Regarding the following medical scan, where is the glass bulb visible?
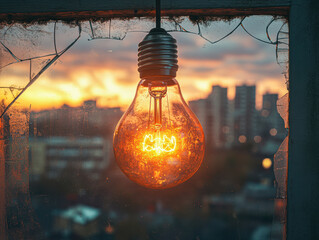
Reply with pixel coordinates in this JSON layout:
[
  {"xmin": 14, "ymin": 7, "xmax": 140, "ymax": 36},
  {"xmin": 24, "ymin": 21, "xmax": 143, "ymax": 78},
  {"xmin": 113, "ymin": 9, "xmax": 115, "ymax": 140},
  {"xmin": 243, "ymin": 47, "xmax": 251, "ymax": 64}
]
[{"xmin": 113, "ymin": 78, "xmax": 205, "ymax": 189}]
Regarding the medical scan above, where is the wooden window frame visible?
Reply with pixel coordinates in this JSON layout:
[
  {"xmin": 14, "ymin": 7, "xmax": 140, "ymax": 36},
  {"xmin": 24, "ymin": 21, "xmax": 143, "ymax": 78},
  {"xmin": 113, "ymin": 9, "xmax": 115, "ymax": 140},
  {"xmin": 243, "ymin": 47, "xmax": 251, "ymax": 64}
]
[{"xmin": 0, "ymin": 0, "xmax": 318, "ymax": 239}]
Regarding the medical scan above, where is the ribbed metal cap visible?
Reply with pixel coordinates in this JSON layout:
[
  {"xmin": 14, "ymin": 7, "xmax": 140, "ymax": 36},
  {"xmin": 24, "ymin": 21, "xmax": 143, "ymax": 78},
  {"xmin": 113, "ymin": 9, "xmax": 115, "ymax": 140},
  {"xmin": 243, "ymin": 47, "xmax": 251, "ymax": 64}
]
[{"xmin": 138, "ymin": 28, "xmax": 178, "ymax": 79}]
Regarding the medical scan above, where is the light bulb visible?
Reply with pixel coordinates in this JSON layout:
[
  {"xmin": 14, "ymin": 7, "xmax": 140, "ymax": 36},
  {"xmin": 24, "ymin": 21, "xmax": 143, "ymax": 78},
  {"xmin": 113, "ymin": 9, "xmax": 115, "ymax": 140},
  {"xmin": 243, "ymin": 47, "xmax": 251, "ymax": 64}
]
[{"xmin": 113, "ymin": 28, "xmax": 205, "ymax": 189}]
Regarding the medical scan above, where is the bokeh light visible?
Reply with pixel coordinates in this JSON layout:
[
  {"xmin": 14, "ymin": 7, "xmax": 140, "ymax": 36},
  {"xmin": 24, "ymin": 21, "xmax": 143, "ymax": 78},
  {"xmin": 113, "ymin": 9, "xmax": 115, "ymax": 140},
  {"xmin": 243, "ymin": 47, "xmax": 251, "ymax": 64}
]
[
  {"xmin": 262, "ymin": 158, "xmax": 272, "ymax": 169},
  {"xmin": 270, "ymin": 128, "xmax": 278, "ymax": 136},
  {"xmin": 238, "ymin": 135, "xmax": 247, "ymax": 143}
]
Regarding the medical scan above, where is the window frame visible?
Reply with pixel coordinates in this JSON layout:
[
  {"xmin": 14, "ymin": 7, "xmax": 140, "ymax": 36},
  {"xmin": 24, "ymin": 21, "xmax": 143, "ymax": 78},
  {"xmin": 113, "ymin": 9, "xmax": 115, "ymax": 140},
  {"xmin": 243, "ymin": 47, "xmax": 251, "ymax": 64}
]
[{"xmin": 1, "ymin": 1, "xmax": 318, "ymax": 239}]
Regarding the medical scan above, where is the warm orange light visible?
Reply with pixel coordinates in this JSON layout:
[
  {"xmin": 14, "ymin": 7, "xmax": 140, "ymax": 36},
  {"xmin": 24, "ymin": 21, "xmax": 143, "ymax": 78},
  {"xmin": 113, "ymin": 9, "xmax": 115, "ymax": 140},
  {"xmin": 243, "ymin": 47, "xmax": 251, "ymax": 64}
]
[
  {"xmin": 113, "ymin": 27, "xmax": 205, "ymax": 189},
  {"xmin": 142, "ymin": 133, "xmax": 176, "ymax": 153},
  {"xmin": 113, "ymin": 79, "xmax": 205, "ymax": 189},
  {"xmin": 238, "ymin": 135, "xmax": 247, "ymax": 143},
  {"xmin": 262, "ymin": 158, "xmax": 272, "ymax": 169}
]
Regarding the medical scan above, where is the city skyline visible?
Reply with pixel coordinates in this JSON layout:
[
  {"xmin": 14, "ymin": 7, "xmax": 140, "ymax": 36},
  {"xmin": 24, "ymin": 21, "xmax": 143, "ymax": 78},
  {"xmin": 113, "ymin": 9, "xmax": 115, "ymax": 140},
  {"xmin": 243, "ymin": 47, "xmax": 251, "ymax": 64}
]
[
  {"xmin": 27, "ymin": 83, "xmax": 283, "ymax": 112},
  {"xmin": 1, "ymin": 17, "xmax": 287, "ymax": 112},
  {"xmin": 189, "ymin": 83, "xmax": 286, "ymax": 149},
  {"xmin": 29, "ymin": 83, "xmax": 286, "ymax": 153}
]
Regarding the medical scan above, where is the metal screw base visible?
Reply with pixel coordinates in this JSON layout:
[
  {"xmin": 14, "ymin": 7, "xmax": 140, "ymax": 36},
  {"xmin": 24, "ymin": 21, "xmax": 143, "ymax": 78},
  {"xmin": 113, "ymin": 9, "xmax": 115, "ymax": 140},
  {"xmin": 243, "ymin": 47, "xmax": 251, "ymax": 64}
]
[{"xmin": 138, "ymin": 28, "xmax": 178, "ymax": 79}]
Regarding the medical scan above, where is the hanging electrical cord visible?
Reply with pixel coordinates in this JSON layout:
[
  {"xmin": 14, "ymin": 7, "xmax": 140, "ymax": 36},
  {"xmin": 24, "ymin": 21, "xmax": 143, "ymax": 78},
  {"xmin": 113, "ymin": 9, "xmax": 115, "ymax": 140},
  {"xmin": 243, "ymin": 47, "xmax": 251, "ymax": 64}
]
[
  {"xmin": 156, "ymin": 0, "xmax": 161, "ymax": 28},
  {"xmin": 0, "ymin": 16, "xmax": 288, "ymax": 119}
]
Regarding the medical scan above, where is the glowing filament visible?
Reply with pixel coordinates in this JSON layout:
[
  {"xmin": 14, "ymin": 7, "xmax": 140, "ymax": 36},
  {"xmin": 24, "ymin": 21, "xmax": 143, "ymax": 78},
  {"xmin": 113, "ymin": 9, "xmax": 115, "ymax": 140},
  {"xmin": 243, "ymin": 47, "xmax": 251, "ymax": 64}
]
[{"xmin": 143, "ymin": 133, "xmax": 176, "ymax": 153}]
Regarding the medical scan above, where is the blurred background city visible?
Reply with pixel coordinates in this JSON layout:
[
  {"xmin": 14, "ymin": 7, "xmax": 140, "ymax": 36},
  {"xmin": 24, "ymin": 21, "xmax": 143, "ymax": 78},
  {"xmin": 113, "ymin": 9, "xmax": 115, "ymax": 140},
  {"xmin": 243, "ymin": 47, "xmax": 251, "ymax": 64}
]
[
  {"xmin": 0, "ymin": 17, "xmax": 288, "ymax": 240},
  {"xmin": 3, "ymin": 83, "xmax": 287, "ymax": 239}
]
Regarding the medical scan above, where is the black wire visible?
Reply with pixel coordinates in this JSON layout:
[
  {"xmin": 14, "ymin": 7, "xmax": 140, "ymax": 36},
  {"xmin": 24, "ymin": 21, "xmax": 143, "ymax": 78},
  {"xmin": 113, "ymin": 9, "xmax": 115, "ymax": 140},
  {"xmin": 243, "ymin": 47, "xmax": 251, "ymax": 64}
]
[
  {"xmin": 54, "ymin": 21, "xmax": 58, "ymax": 55},
  {"xmin": 240, "ymin": 22, "xmax": 277, "ymax": 45},
  {"xmin": 168, "ymin": 17, "xmax": 245, "ymax": 45},
  {"xmin": 156, "ymin": 0, "xmax": 161, "ymax": 28}
]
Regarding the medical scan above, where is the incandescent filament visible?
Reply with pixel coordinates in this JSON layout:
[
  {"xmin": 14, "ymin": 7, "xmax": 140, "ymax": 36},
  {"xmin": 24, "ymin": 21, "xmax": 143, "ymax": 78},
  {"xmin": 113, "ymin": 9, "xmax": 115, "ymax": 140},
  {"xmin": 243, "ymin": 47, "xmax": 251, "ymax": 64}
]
[{"xmin": 143, "ymin": 133, "xmax": 176, "ymax": 154}]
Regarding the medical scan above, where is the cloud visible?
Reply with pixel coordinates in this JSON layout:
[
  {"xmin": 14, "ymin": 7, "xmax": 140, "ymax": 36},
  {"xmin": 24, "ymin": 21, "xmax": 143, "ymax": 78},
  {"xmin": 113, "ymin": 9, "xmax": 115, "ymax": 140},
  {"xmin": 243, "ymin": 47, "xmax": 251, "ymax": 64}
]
[{"xmin": 1, "ymin": 17, "xmax": 287, "ymax": 111}]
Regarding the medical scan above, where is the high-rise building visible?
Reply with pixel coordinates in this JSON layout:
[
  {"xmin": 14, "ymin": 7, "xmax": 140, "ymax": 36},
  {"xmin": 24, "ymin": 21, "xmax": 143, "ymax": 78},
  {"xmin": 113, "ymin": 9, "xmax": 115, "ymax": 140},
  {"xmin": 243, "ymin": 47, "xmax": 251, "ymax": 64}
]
[
  {"xmin": 29, "ymin": 136, "xmax": 112, "ymax": 181},
  {"xmin": 226, "ymin": 99, "xmax": 235, "ymax": 147},
  {"xmin": 190, "ymin": 85, "xmax": 285, "ymax": 149},
  {"xmin": 189, "ymin": 85, "xmax": 234, "ymax": 149},
  {"xmin": 28, "ymin": 100, "xmax": 122, "ymax": 181},
  {"xmin": 261, "ymin": 93, "xmax": 286, "ymax": 139},
  {"xmin": 207, "ymin": 86, "xmax": 233, "ymax": 148},
  {"xmin": 234, "ymin": 85, "xmax": 257, "ymax": 143},
  {"xmin": 189, "ymin": 98, "xmax": 208, "ymax": 139}
]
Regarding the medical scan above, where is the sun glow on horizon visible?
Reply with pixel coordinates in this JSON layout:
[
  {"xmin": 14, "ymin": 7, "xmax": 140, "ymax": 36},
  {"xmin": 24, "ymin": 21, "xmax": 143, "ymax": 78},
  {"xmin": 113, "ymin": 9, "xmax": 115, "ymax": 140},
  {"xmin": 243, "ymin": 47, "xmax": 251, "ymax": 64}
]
[
  {"xmin": 7, "ymin": 72, "xmax": 286, "ymax": 112},
  {"xmin": 1, "ymin": 17, "xmax": 287, "ymax": 112}
]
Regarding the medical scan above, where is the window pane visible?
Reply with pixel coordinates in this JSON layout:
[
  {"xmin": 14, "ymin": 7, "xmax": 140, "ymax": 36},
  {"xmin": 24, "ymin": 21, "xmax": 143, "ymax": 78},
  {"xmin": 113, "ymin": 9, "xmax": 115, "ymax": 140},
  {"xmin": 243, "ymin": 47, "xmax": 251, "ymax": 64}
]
[{"xmin": 0, "ymin": 16, "xmax": 288, "ymax": 240}]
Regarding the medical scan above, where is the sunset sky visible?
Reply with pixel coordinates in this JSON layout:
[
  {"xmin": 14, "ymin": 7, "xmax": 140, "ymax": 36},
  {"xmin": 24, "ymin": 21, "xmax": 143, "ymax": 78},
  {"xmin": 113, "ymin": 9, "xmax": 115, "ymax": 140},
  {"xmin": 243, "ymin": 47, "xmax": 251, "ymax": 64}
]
[{"xmin": 0, "ymin": 16, "xmax": 288, "ymax": 111}]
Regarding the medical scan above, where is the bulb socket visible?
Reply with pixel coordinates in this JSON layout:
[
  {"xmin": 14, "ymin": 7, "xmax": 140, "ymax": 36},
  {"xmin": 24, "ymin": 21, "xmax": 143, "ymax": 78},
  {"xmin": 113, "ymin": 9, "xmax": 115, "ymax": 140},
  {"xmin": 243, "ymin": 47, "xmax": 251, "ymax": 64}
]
[{"xmin": 138, "ymin": 28, "xmax": 178, "ymax": 80}]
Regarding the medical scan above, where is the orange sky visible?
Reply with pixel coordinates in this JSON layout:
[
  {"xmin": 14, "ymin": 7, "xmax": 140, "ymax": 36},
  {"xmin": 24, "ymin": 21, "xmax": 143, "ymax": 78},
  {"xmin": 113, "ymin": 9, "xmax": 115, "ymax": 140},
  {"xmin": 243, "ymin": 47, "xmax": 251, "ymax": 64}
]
[{"xmin": 0, "ymin": 17, "xmax": 288, "ymax": 111}]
